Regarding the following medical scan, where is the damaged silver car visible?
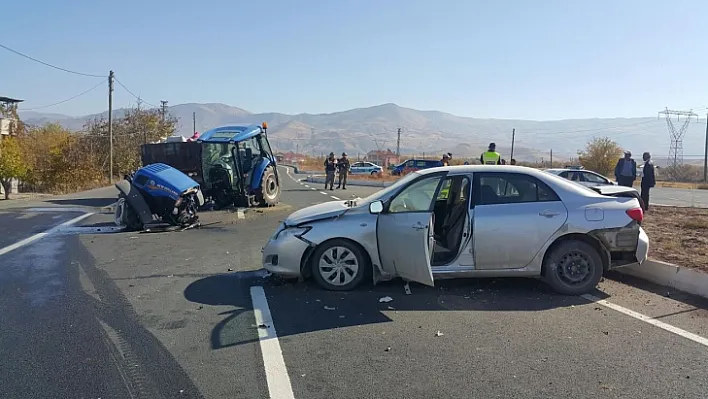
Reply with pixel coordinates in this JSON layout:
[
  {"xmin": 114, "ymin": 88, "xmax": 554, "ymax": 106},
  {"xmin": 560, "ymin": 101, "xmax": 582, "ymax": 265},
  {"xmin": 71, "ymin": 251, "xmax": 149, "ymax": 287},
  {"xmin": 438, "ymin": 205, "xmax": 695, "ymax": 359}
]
[{"xmin": 262, "ymin": 165, "xmax": 649, "ymax": 295}]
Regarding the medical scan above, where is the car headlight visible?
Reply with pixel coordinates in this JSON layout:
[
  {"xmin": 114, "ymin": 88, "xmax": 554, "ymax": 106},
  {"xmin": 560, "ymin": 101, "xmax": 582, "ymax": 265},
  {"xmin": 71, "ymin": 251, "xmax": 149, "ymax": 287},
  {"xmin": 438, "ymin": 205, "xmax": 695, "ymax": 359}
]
[{"xmin": 272, "ymin": 225, "xmax": 311, "ymax": 240}]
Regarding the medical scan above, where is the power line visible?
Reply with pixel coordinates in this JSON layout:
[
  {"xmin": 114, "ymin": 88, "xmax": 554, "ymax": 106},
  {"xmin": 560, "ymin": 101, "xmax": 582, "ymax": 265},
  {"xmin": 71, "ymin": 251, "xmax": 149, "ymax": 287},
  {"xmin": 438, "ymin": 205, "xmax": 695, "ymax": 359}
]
[
  {"xmin": 114, "ymin": 78, "xmax": 159, "ymax": 108},
  {"xmin": 0, "ymin": 43, "xmax": 105, "ymax": 78},
  {"xmin": 18, "ymin": 79, "xmax": 106, "ymax": 111}
]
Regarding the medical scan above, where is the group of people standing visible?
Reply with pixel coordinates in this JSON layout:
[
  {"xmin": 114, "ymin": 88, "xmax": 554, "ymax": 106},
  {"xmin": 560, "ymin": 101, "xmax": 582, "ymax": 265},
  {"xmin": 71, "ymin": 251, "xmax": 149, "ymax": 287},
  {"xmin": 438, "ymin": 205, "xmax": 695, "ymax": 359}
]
[
  {"xmin": 323, "ymin": 152, "xmax": 351, "ymax": 190},
  {"xmin": 614, "ymin": 151, "xmax": 656, "ymax": 211}
]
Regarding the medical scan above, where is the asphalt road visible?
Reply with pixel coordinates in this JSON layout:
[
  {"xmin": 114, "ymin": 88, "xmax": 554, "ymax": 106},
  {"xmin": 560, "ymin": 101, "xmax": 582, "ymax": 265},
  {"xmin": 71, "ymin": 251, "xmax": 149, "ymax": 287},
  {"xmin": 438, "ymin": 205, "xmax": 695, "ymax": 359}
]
[
  {"xmin": 0, "ymin": 167, "xmax": 707, "ymax": 398},
  {"xmin": 650, "ymin": 186, "xmax": 708, "ymax": 208}
]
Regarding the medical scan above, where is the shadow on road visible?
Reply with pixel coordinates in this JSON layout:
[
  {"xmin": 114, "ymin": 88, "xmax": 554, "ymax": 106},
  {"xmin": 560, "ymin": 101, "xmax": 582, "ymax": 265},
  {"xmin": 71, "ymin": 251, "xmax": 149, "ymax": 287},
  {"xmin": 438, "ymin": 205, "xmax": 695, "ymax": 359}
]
[{"xmin": 184, "ymin": 272, "xmax": 611, "ymax": 350}]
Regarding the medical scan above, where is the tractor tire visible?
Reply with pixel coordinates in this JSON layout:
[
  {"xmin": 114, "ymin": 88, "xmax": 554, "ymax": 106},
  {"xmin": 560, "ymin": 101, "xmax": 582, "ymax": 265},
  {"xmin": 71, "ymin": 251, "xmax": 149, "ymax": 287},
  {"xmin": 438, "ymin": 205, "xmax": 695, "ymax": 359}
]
[{"xmin": 256, "ymin": 165, "xmax": 280, "ymax": 207}]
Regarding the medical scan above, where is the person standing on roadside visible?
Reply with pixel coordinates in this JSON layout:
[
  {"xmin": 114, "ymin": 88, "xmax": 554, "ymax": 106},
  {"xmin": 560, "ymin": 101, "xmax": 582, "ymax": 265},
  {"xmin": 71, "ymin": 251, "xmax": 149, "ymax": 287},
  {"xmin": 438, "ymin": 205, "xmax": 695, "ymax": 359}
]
[
  {"xmin": 323, "ymin": 152, "xmax": 336, "ymax": 190},
  {"xmin": 336, "ymin": 152, "xmax": 350, "ymax": 189},
  {"xmin": 614, "ymin": 151, "xmax": 637, "ymax": 187},
  {"xmin": 480, "ymin": 143, "xmax": 502, "ymax": 165},
  {"xmin": 640, "ymin": 152, "xmax": 655, "ymax": 211},
  {"xmin": 441, "ymin": 153, "xmax": 451, "ymax": 166}
]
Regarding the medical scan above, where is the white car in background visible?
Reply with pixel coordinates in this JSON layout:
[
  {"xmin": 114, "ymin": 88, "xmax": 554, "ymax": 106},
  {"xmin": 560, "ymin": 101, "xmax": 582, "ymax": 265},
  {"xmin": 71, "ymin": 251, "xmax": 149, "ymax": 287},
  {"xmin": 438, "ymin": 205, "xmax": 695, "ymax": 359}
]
[
  {"xmin": 545, "ymin": 168, "xmax": 616, "ymax": 187},
  {"xmin": 350, "ymin": 161, "xmax": 383, "ymax": 175}
]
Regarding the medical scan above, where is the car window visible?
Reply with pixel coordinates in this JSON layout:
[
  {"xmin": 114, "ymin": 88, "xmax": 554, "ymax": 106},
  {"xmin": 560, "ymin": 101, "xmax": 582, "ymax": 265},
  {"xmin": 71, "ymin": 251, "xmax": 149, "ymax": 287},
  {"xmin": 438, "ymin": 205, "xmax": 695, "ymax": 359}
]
[
  {"xmin": 352, "ymin": 162, "xmax": 363, "ymax": 167},
  {"xmin": 559, "ymin": 171, "xmax": 569, "ymax": 178},
  {"xmin": 476, "ymin": 173, "xmax": 560, "ymax": 205},
  {"xmin": 389, "ymin": 175, "xmax": 444, "ymax": 213},
  {"xmin": 405, "ymin": 160, "xmax": 414, "ymax": 167},
  {"xmin": 582, "ymin": 172, "xmax": 607, "ymax": 183},
  {"xmin": 415, "ymin": 160, "xmax": 427, "ymax": 168},
  {"xmin": 364, "ymin": 162, "xmax": 374, "ymax": 167}
]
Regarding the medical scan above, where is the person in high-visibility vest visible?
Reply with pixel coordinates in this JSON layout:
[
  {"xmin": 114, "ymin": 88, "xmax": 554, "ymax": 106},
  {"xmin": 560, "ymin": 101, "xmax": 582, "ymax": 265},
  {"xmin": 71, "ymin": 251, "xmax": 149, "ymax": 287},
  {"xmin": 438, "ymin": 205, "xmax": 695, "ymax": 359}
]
[{"xmin": 480, "ymin": 143, "xmax": 502, "ymax": 165}]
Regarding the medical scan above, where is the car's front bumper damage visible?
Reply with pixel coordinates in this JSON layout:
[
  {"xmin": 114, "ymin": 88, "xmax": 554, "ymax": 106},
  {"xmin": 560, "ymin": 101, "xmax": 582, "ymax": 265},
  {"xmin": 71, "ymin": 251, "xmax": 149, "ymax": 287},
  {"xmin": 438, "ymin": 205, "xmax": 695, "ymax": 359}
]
[{"xmin": 262, "ymin": 224, "xmax": 311, "ymax": 278}]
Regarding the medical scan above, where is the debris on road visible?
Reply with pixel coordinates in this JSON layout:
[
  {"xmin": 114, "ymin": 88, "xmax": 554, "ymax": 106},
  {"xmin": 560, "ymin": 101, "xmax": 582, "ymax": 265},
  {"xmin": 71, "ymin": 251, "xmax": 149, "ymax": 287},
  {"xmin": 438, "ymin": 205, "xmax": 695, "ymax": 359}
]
[
  {"xmin": 435, "ymin": 330, "xmax": 444, "ymax": 337},
  {"xmin": 385, "ymin": 346, "xmax": 392, "ymax": 352},
  {"xmin": 404, "ymin": 282, "xmax": 412, "ymax": 295},
  {"xmin": 324, "ymin": 306, "xmax": 336, "ymax": 311},
  {"xmin": 378, "ymin": 296, "xmax": 393, "ymax": 303},
  {"xmin": 258, "ymin": 323, "xmax": 270, "ymax": 329},
  {"xmin": 262, "ymin": 271, "xmax": 272, "ymax": 279}
]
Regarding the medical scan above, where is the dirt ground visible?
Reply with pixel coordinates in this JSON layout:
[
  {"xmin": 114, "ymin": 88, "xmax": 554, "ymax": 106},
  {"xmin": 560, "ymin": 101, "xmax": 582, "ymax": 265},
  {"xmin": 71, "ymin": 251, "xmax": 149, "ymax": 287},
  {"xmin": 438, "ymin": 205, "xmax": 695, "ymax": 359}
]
[{"xmin": 642, "ymin": 206, "xmax": 708, "ymax": 273}]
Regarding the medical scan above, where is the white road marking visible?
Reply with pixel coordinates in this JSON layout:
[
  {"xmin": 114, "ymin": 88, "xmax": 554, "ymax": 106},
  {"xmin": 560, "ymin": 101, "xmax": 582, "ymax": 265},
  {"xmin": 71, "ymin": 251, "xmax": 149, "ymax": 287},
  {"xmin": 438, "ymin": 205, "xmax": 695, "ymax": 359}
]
[
  {"xmin": 330, "ymin": 196, "xmax": 341, "ymax": 200},
  {"xmin": 319, "ymin": 191, "xmax": 328, "ymax": 195},
  {"xmin": 582, "ymin": 294, "xmax": 708, "ymax": 348},
  {"xmin": 304, "ymin": 185, "xmax": 310, "ymax": 188},
  {"xmin": 27, "ymin": 207, "xmax": 91, "ymax": 213},
  {"xmin": 0, "ymin": 212, "xmax": 95, "ymax": 257},
  {"xmin": 236, "ymin": 208, "xmax": 246, "ymax": 219},
  {"xmin": 250, "ymin": 286, "xmax": 296, "ymax": 399},
  {"xmin": 310, "ymin": 187, "xmax": 316, "ymax": 190}
]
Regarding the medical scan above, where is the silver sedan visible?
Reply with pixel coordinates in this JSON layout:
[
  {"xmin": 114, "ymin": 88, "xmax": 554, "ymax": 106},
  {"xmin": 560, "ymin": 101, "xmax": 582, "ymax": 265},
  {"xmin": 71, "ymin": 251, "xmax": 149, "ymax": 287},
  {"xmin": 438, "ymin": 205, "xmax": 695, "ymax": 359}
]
[{"xmin": 262, "ymin": 165, "xmax": 649, "ymax": 295}]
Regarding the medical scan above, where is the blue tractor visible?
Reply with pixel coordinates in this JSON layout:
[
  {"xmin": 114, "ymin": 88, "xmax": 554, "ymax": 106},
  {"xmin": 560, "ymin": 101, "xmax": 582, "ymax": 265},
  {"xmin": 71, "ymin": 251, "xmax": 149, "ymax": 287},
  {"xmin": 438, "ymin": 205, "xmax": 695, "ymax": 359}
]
[
  {"xmin": 197, "ymin": 123, "xmax": 281, "ymax": 208},
  {"xmin": 141, "ymin": 123, "xmax": 281, "ymax": 208}
]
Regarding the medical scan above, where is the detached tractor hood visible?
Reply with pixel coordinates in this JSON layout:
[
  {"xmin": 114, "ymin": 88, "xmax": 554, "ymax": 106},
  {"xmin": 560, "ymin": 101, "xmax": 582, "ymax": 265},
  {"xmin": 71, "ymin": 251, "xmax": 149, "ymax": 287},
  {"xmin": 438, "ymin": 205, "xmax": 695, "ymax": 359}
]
[{"xmin": 284, "ymin": 201, "xmax": 350, "ymax": 226}]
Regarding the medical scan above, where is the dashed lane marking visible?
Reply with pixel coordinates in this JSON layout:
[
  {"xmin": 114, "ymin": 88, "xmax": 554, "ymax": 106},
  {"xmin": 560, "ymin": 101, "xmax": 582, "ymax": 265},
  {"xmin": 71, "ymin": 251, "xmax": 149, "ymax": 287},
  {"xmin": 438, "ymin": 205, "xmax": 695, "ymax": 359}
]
[
  {"xmin": 319, "ymin": 191, "xmax": 328, "ymax": 195},
  {"xmin": 331, "ymin": 196, "xmax": 341, "ymax": 200},
  {"xmin": 0, "ymin": 212, "xmax": 95, "ymax": 258},
  {"xmin": 582, "ymin": 294, "xmax": 708, "ymax": 348},
  {"xmin": 310, "ymin": 188, "xmax": 316, "ymax": 191},
  {"xmin": 251, "ymin": 286, "xmax": 296, "ymax": 399}
]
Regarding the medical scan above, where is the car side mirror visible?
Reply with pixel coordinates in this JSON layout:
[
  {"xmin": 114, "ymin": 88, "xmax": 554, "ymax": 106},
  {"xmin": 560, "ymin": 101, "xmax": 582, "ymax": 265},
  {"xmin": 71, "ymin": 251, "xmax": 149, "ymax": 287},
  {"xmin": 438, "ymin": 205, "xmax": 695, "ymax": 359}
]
[{"xmin": 369, "ymin": 200, "xmax": 384, "ymax": 214}]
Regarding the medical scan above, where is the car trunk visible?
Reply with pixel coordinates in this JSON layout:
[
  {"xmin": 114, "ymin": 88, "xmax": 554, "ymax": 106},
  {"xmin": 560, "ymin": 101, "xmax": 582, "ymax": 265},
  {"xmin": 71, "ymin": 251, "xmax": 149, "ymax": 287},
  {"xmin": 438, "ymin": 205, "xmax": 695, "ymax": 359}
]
[{"xmin": 589, "ymin": 185, "xmax": 644, "ymax": 209}]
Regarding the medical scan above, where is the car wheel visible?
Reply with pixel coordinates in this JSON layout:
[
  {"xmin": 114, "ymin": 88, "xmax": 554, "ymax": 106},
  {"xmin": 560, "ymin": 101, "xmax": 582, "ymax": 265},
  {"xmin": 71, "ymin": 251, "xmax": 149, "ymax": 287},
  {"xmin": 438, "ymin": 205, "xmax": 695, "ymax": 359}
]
[
  {"xmin": 311, "ymin": 239, "xmax": 369, "ymax": 291},
  {"xmin": 370, "ymin": 170, "xmax": 378, "ymax": 176},
  {"xmin": 542, "ymin": 240, "xmax": 603, "ymax": 296}
]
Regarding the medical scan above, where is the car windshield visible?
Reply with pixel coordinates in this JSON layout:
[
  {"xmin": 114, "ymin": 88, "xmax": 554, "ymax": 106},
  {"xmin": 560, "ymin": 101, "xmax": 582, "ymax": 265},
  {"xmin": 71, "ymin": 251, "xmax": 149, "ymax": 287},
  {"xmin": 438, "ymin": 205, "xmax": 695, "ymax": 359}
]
[{"xmin": 357, "ymin": 171, "xmax": 423, "ymax": 204}]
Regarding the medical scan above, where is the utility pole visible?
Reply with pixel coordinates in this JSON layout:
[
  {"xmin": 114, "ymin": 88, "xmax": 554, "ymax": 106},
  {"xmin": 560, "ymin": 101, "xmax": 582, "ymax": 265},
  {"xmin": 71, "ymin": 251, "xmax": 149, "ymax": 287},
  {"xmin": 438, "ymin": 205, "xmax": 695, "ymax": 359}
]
[
  {"xmin": 192, "ymin": 112, "xmax": 196, "ymax": 135},
  {"xmin": 396, "ymin": 127, "xmax": 402, "ymax": 157},
  {"xmin": 550, "ymin": 149, "xmax": 553, "ymax": 166},
  {"xmin": 510, "ymin": 128, "xmax": 516, "ymax": 162},
  {"xmin": 108, "ymin": 70, "xmax": 114, "ymax": 184},
  {"xmin": 160, "ymin": 100, "xmax": 168, "ymax": 122},
  {"xmin": 704, "ymin": 113, "xmax": 708, "ymax": 182}
]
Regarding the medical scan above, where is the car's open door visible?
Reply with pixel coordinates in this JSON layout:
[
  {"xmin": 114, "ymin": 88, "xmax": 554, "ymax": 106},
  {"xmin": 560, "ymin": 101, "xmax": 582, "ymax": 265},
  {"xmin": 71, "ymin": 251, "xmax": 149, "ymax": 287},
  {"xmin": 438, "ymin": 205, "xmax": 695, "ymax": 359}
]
[{"xmin": 377, "ymin": 211, "xmax": 436, "ymax": 286}]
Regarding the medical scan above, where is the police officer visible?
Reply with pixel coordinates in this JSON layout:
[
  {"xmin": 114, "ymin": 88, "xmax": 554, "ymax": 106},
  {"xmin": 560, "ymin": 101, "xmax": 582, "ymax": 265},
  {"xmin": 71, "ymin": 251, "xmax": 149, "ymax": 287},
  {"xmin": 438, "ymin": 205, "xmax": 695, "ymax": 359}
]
[
  {"xmin": 480, "ymin": 143, "xmax": 502, "ymax": 165},
  {"xmin": 336, "ymin": 152, "xmax": 350, "ymax": 189},
  {"xmin": 323, "ymin": 152, "xmax": 336, "ymax": 190},
  {"xmin": 441, "ymin": 153, "xmax": 450, "ymax": 166}
]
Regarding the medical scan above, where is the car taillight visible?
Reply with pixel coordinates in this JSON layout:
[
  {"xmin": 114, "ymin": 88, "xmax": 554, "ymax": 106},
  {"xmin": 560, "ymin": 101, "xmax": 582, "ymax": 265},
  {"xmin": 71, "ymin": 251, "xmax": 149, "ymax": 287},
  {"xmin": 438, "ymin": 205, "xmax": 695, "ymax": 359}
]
[{"xmin": 626, "ymin": 207, "xmax": 643, "ymax": 223}]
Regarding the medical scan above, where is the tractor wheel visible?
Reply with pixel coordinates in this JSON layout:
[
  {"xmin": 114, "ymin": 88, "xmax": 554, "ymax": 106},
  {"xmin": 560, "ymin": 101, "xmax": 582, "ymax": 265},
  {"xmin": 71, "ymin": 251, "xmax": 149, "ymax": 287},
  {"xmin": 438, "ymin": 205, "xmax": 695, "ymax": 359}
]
[{"xmin": 256, "ymin": 166, "xmax": 280, "ymax": 207}]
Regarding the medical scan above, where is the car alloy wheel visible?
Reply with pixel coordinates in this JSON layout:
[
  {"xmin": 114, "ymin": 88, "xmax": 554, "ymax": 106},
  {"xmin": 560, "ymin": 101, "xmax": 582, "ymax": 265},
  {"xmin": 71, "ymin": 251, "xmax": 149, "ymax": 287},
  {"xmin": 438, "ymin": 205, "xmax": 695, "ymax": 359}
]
[{"xmin": 318, "ymin": 246, "xmax": 359, "ymax": 286}]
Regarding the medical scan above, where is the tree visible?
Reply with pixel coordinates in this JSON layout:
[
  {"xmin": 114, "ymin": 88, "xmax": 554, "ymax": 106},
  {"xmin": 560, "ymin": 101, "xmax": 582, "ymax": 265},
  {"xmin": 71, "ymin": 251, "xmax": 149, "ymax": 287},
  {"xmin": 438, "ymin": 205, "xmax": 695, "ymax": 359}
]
[
  {"xmin": 0, "ymin": 137, "xmax": 27, "ymax": 199},
  {"xmin": 84, "ymin": 103, "xmax": 178, "ymax": 177},
  {"xmin": 577, "ymin": 137, "xmax": 623, "ymax": 177}
]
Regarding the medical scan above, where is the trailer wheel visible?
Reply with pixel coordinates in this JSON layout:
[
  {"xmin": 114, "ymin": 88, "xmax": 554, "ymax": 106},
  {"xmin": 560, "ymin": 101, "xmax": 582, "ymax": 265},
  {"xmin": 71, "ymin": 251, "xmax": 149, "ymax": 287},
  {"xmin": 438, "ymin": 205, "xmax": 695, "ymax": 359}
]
[{"xmin": 256, "ymin": 166, "xmax": 280, "ymax": 207}]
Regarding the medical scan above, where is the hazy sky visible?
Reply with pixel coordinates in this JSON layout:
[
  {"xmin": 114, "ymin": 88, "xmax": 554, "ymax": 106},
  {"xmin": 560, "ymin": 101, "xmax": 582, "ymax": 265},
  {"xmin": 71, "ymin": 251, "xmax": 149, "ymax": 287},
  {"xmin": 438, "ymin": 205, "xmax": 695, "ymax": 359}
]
[{"xmin": 2, "ymin": 0, "xmax": 708, "ymax": 119}]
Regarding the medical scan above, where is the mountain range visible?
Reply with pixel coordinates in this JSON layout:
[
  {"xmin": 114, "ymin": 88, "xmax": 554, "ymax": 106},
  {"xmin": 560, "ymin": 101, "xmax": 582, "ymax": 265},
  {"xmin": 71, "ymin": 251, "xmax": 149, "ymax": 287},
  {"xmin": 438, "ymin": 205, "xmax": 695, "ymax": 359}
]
[{"xmin": 19, "ymin": 103, "xmax": 707, "ymax": 164}]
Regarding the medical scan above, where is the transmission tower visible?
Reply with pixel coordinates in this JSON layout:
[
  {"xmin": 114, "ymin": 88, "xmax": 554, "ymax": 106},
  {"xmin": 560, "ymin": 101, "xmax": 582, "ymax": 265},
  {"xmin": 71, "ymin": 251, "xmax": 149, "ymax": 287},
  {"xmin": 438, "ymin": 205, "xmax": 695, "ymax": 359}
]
[{"xmin": 658, "ymin": 108, "xmax": 698, "ymax": 167}]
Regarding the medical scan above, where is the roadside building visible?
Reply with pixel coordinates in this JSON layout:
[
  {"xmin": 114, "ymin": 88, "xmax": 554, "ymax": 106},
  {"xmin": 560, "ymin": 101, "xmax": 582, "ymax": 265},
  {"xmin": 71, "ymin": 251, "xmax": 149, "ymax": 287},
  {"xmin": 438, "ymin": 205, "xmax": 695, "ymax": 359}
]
[{"xmin": 365, "ymin": 149, "xmax": 399, "ymax": 168}]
